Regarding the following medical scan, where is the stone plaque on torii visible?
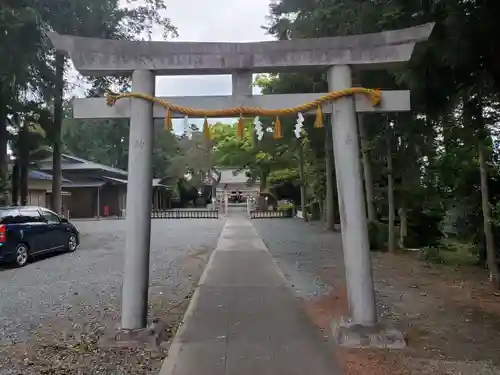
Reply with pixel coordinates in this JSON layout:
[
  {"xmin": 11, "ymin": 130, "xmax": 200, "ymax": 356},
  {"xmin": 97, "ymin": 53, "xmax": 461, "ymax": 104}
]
[{"xmin": 48, "ymin": 23, "xmax": 434, "ymax": 337}]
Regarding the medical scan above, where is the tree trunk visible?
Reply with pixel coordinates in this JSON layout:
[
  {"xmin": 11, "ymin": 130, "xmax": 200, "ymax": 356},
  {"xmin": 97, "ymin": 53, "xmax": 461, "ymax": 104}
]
[
  {"xmin": 51, "ymin": 52, "xmax": 65, "ymax": 214},
  {"xmin": 478, "ymin": 142, "xmax": 500, "ymax": 287},
  {"xmin": 465, "ymin": 93, "xmax": 500, "ymax": 287},
  {"xmin": 260, "ymin": 171, "xmax": 268, "ymax": 192},
  {"xmin": 298, "ymin": 141, "xmax": 307, "ymax": 221},
  {"xmin": 20, "ymin": 160, "xmax": 28, "ymax": 206},
  {"xmin": 19, "ymin": 126, "xmax": 30, "ymax": 206},
  {"xmin": 358, "ymin": 114, "xmax": 376, "ymax": 222},
  {"xmin": 0, "ymin": 106, "xmax": 9, "ymax": 205},
  {"xmin": 399, "ymin": 152, "xmax": 410, "ymax": 249},
  {"xmin": 11, "ymin": 160, "xmax": 19, "ymax": 206},
  {"xmin": 387, "ymin": 124, "xmax": 396, "ymax": 253},
  {"xmin": 319, "ymin": 199, "xmax": 324, "ymax": 221},
  {"xmin": 258, "ymin": 171, "xmax": 268, "ymax": 211},
  {"xmin": 398, "ymin": 207, "xmax": 407, "ymax": 248},
  {"xmin": 325, "ymin": 127, "xmax": 336, "ymax": 230},
  {"xmin": 316, "ymin": 166, "xmax": 324, "ymax": 221}
]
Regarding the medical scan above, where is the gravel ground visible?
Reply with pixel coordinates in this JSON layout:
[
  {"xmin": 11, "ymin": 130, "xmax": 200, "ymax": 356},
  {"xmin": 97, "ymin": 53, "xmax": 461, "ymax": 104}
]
[
  {"xmin": 253, "ymin": 219, "xmax": 392, "ymax": 315},
  {"xmin": 253, "ymin": 218, "xmax": 500, "ymax": 375},
  {"xmin": 252, "ymin": 218, "xmax": 339, "ymax": 299},
  {"xmin": 0, "ymin": 218, "xmax": 225, "ymax": 375}
]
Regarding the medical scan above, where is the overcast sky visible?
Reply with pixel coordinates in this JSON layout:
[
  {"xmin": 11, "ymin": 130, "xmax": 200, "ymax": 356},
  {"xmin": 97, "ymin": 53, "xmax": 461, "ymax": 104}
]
[
  {"xmin": 67, "ymin": 0, "xmax": 275, "ymax": 129},
  {"xmin": 155, "ymin": 0, "xmax": 273, "ymax": 97}
]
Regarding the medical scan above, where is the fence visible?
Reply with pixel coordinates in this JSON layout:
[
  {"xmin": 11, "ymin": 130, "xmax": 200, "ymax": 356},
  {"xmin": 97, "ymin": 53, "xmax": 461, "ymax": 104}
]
[
  {"xmin": 152, "ymin": 209, "xmax": 219, "ymax": 219},
  {"xmin": 250, "ymin": 209, "xmax": 293, "ymax": 219}
]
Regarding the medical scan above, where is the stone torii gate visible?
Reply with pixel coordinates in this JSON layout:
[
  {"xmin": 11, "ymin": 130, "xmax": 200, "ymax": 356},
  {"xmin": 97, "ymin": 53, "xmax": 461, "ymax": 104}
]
[{"xmin": 48, "ymin": 23, "xmax": 433, "ymax": 334}]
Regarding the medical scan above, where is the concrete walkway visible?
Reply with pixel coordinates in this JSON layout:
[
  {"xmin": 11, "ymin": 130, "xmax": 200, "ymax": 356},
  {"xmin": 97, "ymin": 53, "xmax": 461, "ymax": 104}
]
[{"xmin": 160, "ymin": 218, "xmax": 340, "ymax": 375}]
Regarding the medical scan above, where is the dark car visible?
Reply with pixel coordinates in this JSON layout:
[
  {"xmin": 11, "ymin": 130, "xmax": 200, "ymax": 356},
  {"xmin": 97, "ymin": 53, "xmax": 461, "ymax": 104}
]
[{"xmin": 0, "ymin": 206, "xmax": 80, "ymax": 267}]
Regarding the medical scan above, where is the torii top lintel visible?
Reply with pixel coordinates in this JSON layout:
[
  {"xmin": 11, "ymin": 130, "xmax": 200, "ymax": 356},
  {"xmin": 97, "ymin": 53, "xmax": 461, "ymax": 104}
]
[{"xmin": 48, "ymin": 23, "xmax": 434, "ymax": 77}]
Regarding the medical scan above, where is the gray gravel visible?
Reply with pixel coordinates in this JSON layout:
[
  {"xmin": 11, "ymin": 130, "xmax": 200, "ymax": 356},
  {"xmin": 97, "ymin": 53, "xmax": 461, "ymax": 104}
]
[
  {"xmin": 252, "ymin": 219, "xmax": 392, "ymax": 316},
  {"xmin": 254, "ymin": 219, "xmax": 500, "ymax": 375},
  {"xmin": 0, "ymin": 218, "xmax": 225, "ymax": 374},
  {"xmin": 252, "ymin": 219, "xmax": 339, "ymax": 299}
]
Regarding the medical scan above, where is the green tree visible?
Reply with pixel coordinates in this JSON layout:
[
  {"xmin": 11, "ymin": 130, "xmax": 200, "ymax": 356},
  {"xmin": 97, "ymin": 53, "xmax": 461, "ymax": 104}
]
[
  {"xmin": 10, "ymin": 104, "xmax": 52, "ymax": 205},
  {"xmin": 40, "ymin": 0, "xmax": 178, "ymax": 213},
  {"xmin": 0, "ymin": 0, "xmax": 179, "ymax": 208},
  {"xmin": 212, "ymin": 119, "xmax": 296, "ymax": 192},
  {"xmin": 262, "ymin": 0, "xmax": 500, "ymax": 287},
  {"xmin": 0, "ymin": 2, "xmax": 50, "ymax": 203},
  {"xmin": 63, "ymin": 118, "xmax": 179, "ymax": 178},
  {"xmin": 62, "ymin": 118, "xmax": 130, "ymax": 169}
]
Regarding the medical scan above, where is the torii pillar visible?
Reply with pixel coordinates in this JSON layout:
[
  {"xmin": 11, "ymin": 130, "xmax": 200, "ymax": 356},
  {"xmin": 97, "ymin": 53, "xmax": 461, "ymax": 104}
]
[
  {"xmin": 121, "ymin": 70, "xmax": 155, "ymax": 329},
  {"xmin": 329, "ymin": 65, "xmax": 376, "ymax": 325},
  {"xmin": 47, "ymin": 23, "xmax": 434, "ymax": 336}
]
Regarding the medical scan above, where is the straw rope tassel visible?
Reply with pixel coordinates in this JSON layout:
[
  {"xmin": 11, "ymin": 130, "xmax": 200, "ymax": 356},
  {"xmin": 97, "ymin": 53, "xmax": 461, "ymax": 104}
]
[
  {"xmin": 203, "ymin": 117, "xmax": 211, "ymax": 140},
  {"xmin": 106, "ymin": 88, "xmax": 381, "ymax": 118},
  {"xmin": 237, "ymin": 116, "xmax": 245, "ymax": 138},
  {"xmin": 273, "ymin": 116, "xmax": 282, "ymax": 139},
  {"xmin": 164, "ymin": 110, "xmax": 173, "ymax": 131},
  {"xmin": 105, "ymin": 88, "xmax": 383, "ymax": 140},
  {"xmin": 314, "ymin": 105, "xmax": 324, "ymax": 128}
]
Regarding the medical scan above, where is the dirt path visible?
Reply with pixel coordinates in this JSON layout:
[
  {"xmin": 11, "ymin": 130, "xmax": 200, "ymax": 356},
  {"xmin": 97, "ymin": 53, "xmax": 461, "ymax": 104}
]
[
  {"xmin": 307, "ymin": 252, "xmax": 500, "ymax": 375},
  {"xmin": 252, "ymin": 219, "xmax": 500, "ymax": 375}
]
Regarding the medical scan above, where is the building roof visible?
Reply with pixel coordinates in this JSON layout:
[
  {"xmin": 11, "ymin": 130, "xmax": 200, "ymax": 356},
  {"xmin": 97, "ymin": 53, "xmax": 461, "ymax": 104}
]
[
  {"xmin": 62, "ymin": 181, "xmax": 107, "ymax": 188},
  {"xmin": 39, "ymin": 153, "xmax": 128, "ymax": 176},
  {"xmin": 28, "ymin": 170, "xmax": 54, "ymax": 180},
  {"xmin": 60, "ymin": 176, "xmax": 169, "ymax": 189},
  {"xmin": 218, "ymin": 168, "xmax": 252, "ymax": 185},
  {"xmin": 6, "ymin": 166, "xmax": 71, "ymax": 183},
  {"xmin": 102, "ymin": 176, "xmax": 127, "ymax": 184},
  {"xmin": 37, "ymin": 154, "xmax": 170, "ymax": 189}
]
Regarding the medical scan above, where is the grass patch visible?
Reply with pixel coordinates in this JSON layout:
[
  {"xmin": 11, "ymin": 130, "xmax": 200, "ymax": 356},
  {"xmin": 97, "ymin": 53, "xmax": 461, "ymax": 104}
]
[
  {"xmin": 420, "ymin": 239, "xmax": 477, "ymax": 266},
  {"xmin": 277, "ymin": 202, "xmax": 294, "ymax": 211}
]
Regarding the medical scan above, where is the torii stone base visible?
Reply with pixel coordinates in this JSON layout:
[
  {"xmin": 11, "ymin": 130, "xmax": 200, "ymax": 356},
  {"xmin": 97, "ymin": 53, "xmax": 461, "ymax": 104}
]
[{"xmin": 331, "ymin": 316, "xmax": 406, "ymax": 349}]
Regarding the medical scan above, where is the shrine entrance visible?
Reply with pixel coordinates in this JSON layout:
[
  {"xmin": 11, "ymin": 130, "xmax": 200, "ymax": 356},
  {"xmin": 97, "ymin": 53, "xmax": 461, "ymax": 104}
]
[{"xmin": 48, "ymin": 22, "xmax": 434, "ymax": 332}]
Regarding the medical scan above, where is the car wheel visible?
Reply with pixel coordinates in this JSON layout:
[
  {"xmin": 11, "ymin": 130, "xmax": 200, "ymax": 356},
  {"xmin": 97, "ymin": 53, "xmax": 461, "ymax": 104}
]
[
  {"xmin": 15, "ymin": 244, "xmax": 29, "ymax": 267},
  {"xmin": 67, "ymin": 234, "xmax": 78, "ymax": 252}
]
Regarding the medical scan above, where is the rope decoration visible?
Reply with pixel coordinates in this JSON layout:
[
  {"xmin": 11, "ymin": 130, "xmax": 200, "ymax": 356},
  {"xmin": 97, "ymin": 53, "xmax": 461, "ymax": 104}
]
[
  {"xmin": 314, "ymin": 105, "xmax": 324, "ymax": 128},
  {"xmin": 273, "ymin": 116, "xmax": 282, "ymax": 139},
  {"xmin": 105, "ymin": 87, "xmax": 382, "ymax": 140},
  {"xmin": 164, "ymin": 110, "xmax": 173, "ymax": 131},
  {"xmin": 237, "ymin": 116, "xmax": 245, "ymax": 138}
]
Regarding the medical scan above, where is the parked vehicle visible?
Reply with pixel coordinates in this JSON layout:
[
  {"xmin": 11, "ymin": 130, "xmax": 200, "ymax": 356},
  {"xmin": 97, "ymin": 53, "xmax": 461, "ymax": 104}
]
[{"xmin": 0, "ymin": 206, "xmax": 80, "ymax": 267}]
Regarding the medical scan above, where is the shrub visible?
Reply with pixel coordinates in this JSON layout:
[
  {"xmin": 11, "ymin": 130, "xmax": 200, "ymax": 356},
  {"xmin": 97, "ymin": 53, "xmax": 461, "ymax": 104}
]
[
  {"xmin": 368, "ymin": 221, "xmax": 389, "ymax": 251},
  {"xmin": 419, "ymin": 241, "xmax": 477, "ymax": 266},
  {"xmin": 308, "ymin": 201, "xmax": 321, "ymax": 220},
  {"xmin": 277, "ymin": 202, "xmax": 294, "ymax": 211},
  {"xmin": 404, "ymin": 210, "xmax": 443, "ymax": 248},
  {"xmin": 419, "ymin": 246, "xmax": 444, "ymax": 264}
]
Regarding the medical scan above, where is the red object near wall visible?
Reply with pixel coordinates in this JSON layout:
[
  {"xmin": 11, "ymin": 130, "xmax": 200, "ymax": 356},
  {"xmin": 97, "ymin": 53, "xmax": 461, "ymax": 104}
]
[{"xmin": 103, "ymin": 205, "xmax": 109, "ymax": 217}]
